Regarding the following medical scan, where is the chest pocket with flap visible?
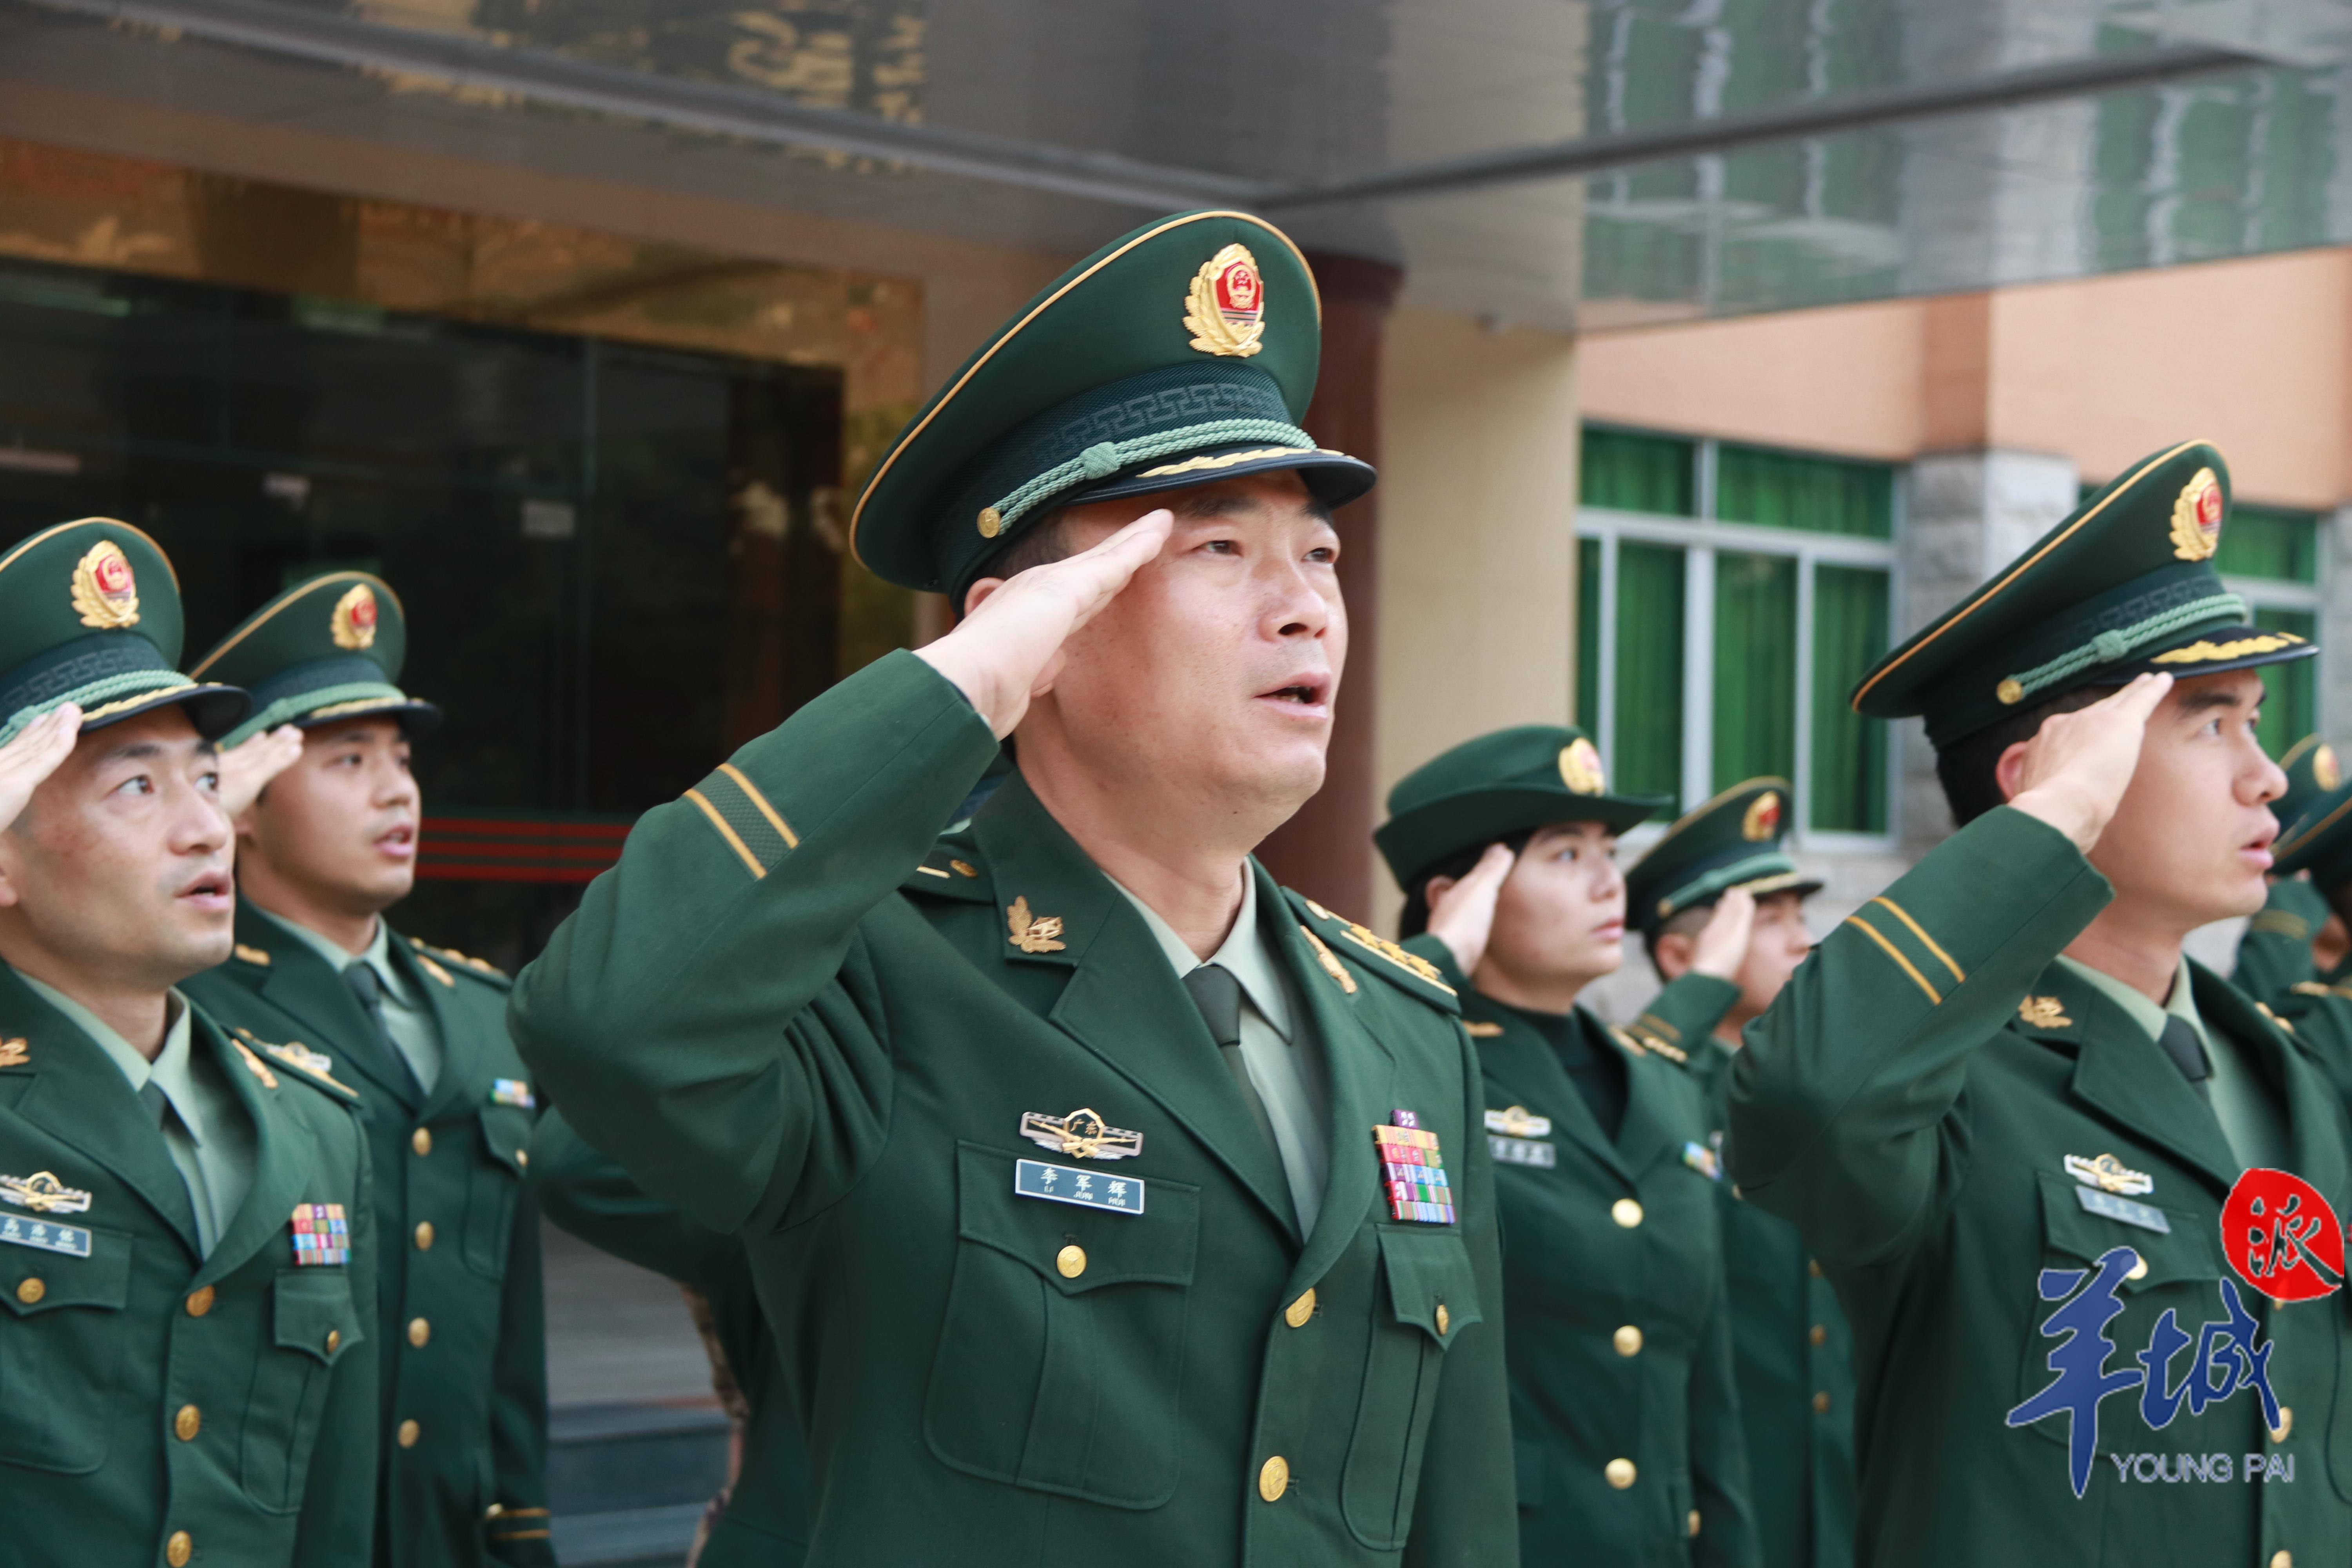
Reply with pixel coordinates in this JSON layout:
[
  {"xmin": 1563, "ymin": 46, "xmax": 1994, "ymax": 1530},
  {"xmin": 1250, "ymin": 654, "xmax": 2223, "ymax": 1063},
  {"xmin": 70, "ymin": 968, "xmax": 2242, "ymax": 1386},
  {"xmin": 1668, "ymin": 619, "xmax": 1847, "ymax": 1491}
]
[
  {"xmin": 0, "ymin": 1221, "xmax": 134, "ymax": 1474},
  {"xmin": 465, "ymin": 1104, "xmax": 532, "ymax": 1278},
  {"xmin": 923, "ymin": 1141, "xmax": 1201, "ymax": 1509},
  {"xmin": 241, "ymin": 1268, "xmax": 363, "ymax": 1513},
  {"xmin": 1343, "ymin": 1223, "xmax": 1484, "ymax": 1549}
]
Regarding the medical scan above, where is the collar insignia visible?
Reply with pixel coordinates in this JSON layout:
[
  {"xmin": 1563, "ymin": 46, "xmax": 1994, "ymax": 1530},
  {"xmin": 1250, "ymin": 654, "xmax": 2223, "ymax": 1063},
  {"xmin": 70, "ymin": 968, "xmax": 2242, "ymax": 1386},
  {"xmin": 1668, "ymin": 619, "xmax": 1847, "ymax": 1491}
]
[
  {"xmin": 2065, "ymin": 1152, "xmax": 2154, "ymax": 1197},
  {"xmin": 2019, "ymin": 995, "xmax": 2073, "ymax": 1029},
  {"xmin": 0, "ymin": 1038, "xmax": 26, "ymax": 1067},
  {"xmin": 232, "ymin": 943, "xmax": 272, "ymax": 967},
  {"xmin": 1005, "ymin": 895, "xmax": 1067, "ymax": 955},
  {"xmin": 1020, "ymin": 1107, "xmax": 1142, "ymax": 1161},
  {"xmin": 0, "ymin": 1171, "xmax": 91, "ymax": 1214},
  {"xmin": 1463, "ymin": 1020, "xmax": 1503, "ymax": 1038},
  {"xmin": 1484, "ymin": 1105, "xmax": 1550, "ymax": 1138}
]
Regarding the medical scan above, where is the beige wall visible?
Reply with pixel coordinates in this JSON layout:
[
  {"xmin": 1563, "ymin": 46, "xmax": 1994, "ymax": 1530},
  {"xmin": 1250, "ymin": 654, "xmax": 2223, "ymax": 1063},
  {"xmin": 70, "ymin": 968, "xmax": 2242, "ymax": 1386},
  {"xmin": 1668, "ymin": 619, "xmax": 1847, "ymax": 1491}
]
[
  {"xmin": 1373, "ymin": 307, "xmax": 1581, "ymax": 926},
  {"xmin": 1579, "ymin": 245, "xmax": 2352, "ymax": 507}
]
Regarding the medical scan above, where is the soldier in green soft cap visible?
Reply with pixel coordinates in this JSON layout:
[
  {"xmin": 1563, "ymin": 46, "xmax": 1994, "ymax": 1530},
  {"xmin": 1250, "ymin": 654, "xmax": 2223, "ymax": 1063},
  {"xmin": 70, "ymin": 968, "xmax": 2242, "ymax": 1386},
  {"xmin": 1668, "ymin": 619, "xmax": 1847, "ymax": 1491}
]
[
  {"xmin": 1626, "ymin": 781, "xmax": 1852, "ymax": 1568},
  {"xmin": 1730, "ymin": 441, "xmax": 2352, "ymax": 1566},
  {"xmin": 2232, "ymin": 734, "xmax": 2347, "ymax": 1003},
  {"xmin": 178, "ymin": 571, "xmax": 554, "ymax": 1568},
  {"xmin": 507, "ymin": 211, "xmax": 1516, "ymax": 1564},
  {"xmin": 1374, "ymin": 724, "xmax": 1763, "ymax": 1567},
  {"xmin": 0, "ymin": 519, "xmax": 379, "ymax": 1566}
]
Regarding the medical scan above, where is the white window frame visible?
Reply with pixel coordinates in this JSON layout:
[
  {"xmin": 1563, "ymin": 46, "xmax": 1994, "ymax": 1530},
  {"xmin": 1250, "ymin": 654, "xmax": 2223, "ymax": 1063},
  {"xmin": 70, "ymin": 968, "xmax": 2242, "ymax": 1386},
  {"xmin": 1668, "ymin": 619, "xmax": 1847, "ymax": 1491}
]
[{"xmin": 1579, "ymin": 436, "xmax": 1904, "ymax": 853}]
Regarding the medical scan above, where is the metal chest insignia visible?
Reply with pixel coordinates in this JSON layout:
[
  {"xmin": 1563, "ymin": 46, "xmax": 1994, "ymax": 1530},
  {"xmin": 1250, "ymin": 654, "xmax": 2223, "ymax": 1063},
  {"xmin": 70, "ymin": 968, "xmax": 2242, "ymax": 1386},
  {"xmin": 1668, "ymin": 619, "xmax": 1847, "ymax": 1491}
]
[
  {"xmin": 2064, "ymin": 1153, "xmax": 2154, "ymax": 1197},
  {"xmin": 490, "ymin": 1078, "xmax": 537, "ymax": 1109},
  {"xmin": 0, "ymin": 1172, "xmax": 91, "ymax": 1215},
  {"xmin": 1485, "ymin": 1105, "xmax": 1556, "ymax": 1169},
  {"xmin": 290, "ymin": 1203, "xmax": 350, "ymax": 1266},
  {"xmin": 1377, "ymin": 1111, "xmax": 1455, "ymax": 1224},
  {"xmin": 1484, "ymin": 1105, "xmax": 1551, "ymax": 1139},
  {"xmin": 1020, "ymin": 1108, "xmax": 1142, "ymax": 1161}
]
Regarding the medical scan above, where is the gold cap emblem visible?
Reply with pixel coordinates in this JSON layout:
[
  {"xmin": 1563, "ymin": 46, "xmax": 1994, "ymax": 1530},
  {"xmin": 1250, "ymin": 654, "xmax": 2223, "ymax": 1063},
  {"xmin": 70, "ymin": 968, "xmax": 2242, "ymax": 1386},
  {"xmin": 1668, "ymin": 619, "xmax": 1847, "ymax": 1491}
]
[
  {"xmin": 1558, "ymin": 737, "xmax": 1607, "ymax": 794},
  {"xmin": 70, "ymin": 540, "xmax": 139, "ymax": 629},
  {"xmin": 1741, "ymin": 790, "xmax": 1782, "ymax": 842},
  {"xmin": 1183, "ymin": 244, "xmax": 1266, "ymax": 359},
  {"xmin": 2170, "ymin": 465, "xmax": 2223, "ymax": 561},
  {"xmin": 2317, "ymin": 744, "xmax": 2341, "ymax": 791},
  {"xmin": 330, "ymin": 583, "xmax": 379, "ymax": 650}
]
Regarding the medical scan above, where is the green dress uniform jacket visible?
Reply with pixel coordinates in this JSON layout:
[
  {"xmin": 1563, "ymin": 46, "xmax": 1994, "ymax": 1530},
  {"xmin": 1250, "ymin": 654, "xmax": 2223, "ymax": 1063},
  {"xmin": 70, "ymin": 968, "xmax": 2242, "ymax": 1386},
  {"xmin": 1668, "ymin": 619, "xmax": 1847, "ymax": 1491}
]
[
  {"xmin": 1730, "ymin": 806, "xmax": 2352, "ymax": 1568},
  {"xmin": 183, "ymin": 908, "xmax": 553, "ymax": 1568},
  {"xmin": 508, "ymin": 650, "xmax": 1518, "ymax": 1566},
  {"xmin": 1410, "ymin": 941, "xmax": 1760, "ymax": 1568},
  {"xmin": 1688, "ymin": 1031, "xmax": 1858, "ymax": 1568},
  {"xmin": 2232, "ymin": 877, "xmax": 2333, "ymax": 1006},
  {"xmin": 0, "ymin": 960, "xmax": 377, "ymax": 1568},
  {"xmin": 528, "ymin": 1109, "xmax": 813, "ymax": 1565}
]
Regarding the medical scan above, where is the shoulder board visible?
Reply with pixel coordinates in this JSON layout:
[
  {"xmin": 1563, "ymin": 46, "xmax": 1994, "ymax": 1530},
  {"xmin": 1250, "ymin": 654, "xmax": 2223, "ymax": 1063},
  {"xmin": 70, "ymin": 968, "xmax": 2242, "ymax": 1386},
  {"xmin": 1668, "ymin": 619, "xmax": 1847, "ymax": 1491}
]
[
  {"xmin": 1618, "ymin": 1022, "xmax": 1690, "ymax": 1065},
  {"xmin": 2291, "ymin": 981, "xmax": 2334, "ymax": 998},
  {"xmin": 2249, "ymin": 909, "xmax": 2312, "ymax": 939},
  {"xmin": 2254, "ymin": 1000, "xmax": 2298, "ymax": 1037},
  {"xmin": 406, "ymin": 936, "xmax": 512, "ymax": 989},
  {"xmin": 230, "ymin": 942, "xmax": 273, "ymax": 969},
  {"xmin": 901, "ymin": 843, "xmax": 991, "ymax": 901},
  {"xmin": 1463, "ymin": 1019, "xmax": 1504, "ymax": 1039},
  {"xmin": 1286, "ymin": 891, "xmax": 1459, "ymax": 1014},
  {"xmin": 222, "ymin": 1024, "xmax": 362, "ymax": 1102}
]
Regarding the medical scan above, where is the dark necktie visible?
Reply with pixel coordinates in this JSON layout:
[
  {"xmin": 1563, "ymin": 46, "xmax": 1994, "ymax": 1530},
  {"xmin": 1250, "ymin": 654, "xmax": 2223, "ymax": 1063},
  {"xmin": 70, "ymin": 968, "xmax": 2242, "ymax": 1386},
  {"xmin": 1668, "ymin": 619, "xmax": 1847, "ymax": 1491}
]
[
  {"xmin": 2158, "ymin": 1016, "xmax": 2213, "ymax": 1101},
  {"xmin": 139, "ymin": 1079, "xmax": 171, "ymax": 1129},
  {"xmin": 1183, "ymin": 963, "xmax": 1281, "ymax": 1158},
  {"xmin": 345, "ymin": 961, "xmax": 423, "ymax": 1097}
]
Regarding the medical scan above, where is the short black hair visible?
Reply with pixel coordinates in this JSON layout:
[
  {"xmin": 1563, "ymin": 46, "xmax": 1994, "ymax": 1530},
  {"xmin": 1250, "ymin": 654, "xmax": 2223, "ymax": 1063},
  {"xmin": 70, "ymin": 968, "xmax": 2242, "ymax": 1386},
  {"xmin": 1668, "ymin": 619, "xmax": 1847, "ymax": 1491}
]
[
  {"xmin": 1934, "ymin": 683, "xmax": 2119, "ymax": 826},
  {"xmin": 1397, "ymin": 829, "xmax": 1535, "ymax": 939},
  {"xmin": 983, "ymin": 506, "xmax": 1072, "ymax": 584}
]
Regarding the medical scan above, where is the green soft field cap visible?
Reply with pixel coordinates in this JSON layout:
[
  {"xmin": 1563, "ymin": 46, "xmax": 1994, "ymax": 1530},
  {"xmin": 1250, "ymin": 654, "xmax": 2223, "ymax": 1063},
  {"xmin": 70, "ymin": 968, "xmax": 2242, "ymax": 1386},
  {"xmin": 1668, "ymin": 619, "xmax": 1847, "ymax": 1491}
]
[
  {"xmin": 1624, "ymin": 777, "xmax": 1822, "ymax": 938},
  {"xmin": 0, "ymin": 518, "xmax": 247, "ymax": 748},
  {"xmin": 1375, "ymin": 724, "xmax": 1667, "ymax": 892},
  {"xmin": 1851, "ymin": 440, "xmax": 2316, "ymax": 748},
  {"xmin": 192, "ymin": 572, "xmax": 440, "ymax": 748},
  {"xmin": 848, "ymin": 209, "xmax": 1374, "ymax": 598}
]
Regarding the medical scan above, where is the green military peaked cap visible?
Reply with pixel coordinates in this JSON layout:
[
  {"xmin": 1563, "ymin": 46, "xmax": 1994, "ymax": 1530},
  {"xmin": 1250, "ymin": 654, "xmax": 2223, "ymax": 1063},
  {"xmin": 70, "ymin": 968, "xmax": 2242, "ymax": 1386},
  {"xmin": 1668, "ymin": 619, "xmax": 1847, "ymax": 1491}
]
[
  {"xmin": 2273, "ymin": 764, "xmax": 2352, "ymax": 892},
  {"xmin": 1852, "ymin": 440, "xmax": 2316, "ymax": 748},
  {"xmin": 0, "ymin": 518, "xmax": 246, "ymax": 748},
  {"xmin": 848, "ymin": 209, "xmax": 1375, "ymax": 598},
  {"xmin": 1624, "ymin": 777, "xmax": 1823, "ymax": 938},
  {"xmin": 192, "ymin": 571, "xmax": 441, "ymax": 747},
  {"xmin": 2274, "ymin": 734, "xmax": 2342, "ymax": 837},
  {"xmin": 1375, "ymin": 724, "xmax": 1666, "ymax": 892}
]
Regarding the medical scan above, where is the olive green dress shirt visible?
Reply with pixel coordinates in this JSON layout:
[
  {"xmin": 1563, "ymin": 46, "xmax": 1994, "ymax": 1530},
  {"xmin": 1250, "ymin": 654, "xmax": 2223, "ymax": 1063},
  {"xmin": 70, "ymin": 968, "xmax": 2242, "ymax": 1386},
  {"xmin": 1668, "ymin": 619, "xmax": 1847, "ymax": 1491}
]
[
  {"xmin": 2056, "ymin": 954, "xmax": 2290, "ymax": 1170},
  {"xmin": 18, "ymin": 977, "xmax": 254, "ymax": 1258}
]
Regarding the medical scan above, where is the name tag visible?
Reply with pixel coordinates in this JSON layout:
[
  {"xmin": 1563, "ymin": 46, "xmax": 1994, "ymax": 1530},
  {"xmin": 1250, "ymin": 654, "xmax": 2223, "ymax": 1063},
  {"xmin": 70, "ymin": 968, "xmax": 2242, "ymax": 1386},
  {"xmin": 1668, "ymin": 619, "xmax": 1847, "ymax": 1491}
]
[
  {"xmin": 1489, "ymin": 1135, "xmax": 1557, "ymax": 1168},
  {"xmin": 2076, "ymin": 1184, "xmax": 2171, "ymax": 1233},
  {"xmin": 1014, "ymin": 1158, "xmax": 1145, "ymax": 1216},
  {"xmin": 0, "ymin": 1214, "xmax": 91, "ymax": 1258}
]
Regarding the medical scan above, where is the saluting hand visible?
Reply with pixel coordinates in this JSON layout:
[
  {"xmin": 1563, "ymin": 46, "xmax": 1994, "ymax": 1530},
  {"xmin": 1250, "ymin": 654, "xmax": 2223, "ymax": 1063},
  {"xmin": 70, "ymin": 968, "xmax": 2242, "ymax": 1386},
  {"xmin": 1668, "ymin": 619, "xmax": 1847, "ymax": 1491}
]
[
  {"xmin": 1689, "ymin": 885, "xmax": 1756, "ymax": 982},
  {"xmin": 0, "ymin": 704, "xmax": 80, "ymax": 835},
  {"xmin": 1424, "ymin": 842, "xmax": 1516, "ymax": 978},
  {"xmin": 916, "ymin": 508, "xmax": 1175, "ymax": 738},
  {"xmin": 216, "ymin": 724, "xmax": 305, "ymax": 820},
  {"xmin": 2005, "ymin": 672, "xmax": 2172, "ymax": 851}
]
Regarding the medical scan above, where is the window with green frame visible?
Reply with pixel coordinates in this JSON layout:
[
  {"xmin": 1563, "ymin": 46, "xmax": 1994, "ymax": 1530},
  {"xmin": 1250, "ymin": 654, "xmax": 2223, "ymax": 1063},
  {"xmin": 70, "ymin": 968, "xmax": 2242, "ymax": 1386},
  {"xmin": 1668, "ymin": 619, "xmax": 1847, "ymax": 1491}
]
[
  {"xmin": 1613, "ymin": 542, "xmax": 1687, "ymax": 805},
  {"xmin": 1716, "ymin": 445, "xmax": 1893, "ymax": 538},
  {"xmin": 1581, "ymin": 428, "xmax": 1695, "ymax": 515},
  {"xmin": 2219, "ymin": 504, "xmax": 2319, "ymax": 583}
]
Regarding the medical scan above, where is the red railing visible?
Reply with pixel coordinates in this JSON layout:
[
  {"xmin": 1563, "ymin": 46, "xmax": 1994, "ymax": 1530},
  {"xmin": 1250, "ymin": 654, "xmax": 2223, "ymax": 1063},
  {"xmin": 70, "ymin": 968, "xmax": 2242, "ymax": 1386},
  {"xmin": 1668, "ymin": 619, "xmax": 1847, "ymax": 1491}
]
[{"xmin": 417, "ymin": 815, "xmax": 634, "ymax": 885}]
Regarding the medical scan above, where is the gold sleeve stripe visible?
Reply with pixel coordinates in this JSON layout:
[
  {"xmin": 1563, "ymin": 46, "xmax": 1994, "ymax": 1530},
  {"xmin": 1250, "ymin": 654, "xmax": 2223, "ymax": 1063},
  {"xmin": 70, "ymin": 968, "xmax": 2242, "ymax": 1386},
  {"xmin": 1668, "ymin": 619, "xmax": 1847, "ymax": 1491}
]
[
  {"xmin": 684, "ymin": 788, "xmax": 766, "ymax": 880},
  {"xmin": 716, "ymin": 763, "xmax": 799, "ymax": 849},
  {"xmin": 1843, "ymin": 915, "xmax": 1942, "ymax": 1005},
  {"xmin": 1869, "ymin": 897, "xmax": 1965, "ymax": 985}
]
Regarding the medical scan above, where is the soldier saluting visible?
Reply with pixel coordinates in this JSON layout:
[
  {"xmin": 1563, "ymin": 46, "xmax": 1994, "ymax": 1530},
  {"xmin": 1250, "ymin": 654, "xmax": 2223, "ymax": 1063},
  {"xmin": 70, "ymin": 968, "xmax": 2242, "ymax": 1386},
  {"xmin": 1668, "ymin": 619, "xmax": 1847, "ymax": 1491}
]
[
  {"xmin": 509, "ymin": 212, "xmax": 1516, "ymax": 1563},
  {"xmin": 0, "ymin": 519, "xmax": 377, "ymax": 1567},
  {"xmin": 1731, "ymin": 443, "xmax": 2352, "ymax": 1566}
]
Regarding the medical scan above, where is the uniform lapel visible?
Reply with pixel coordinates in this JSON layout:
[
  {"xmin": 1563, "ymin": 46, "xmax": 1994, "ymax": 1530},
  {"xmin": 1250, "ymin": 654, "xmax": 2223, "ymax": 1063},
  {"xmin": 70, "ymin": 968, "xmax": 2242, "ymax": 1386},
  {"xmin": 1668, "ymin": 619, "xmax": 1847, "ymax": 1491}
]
[
  {"xmin": 2029, "ymin": 964, "xmax": 2240, "ymax": 1196},
  {"xmin": 1467, "ymin": 997, "xmax": 1633, "ymax": 1188},
  {"xmin": 1269, "ymin": 872, "xmax": 1392, "ymax": 1290},
  {"xmin": 386, "ymin": 931, "xmax": 470, "ymax": 1120},
  {"xmin": 243, "ymin": 903, "xmax": 419, "ymax": 1111},
  {"xmin": 194, "ymin": 1011, "xmax": 321, "ymax": 1287},
  {"xmin": 1610, "ymin": 1025, "xmax": 1684, "ymax": 1178},
  {"xmin": 0, "ymin": 963, "xmax": 200, "ymax": 1257},
  {"xmin": 973, "ymin": 777, "xmax": 1298, "ymax": 1237},
  {"xmin": 2194, "ymin": 965, "xmax": 2351, "ymax": 1202}
]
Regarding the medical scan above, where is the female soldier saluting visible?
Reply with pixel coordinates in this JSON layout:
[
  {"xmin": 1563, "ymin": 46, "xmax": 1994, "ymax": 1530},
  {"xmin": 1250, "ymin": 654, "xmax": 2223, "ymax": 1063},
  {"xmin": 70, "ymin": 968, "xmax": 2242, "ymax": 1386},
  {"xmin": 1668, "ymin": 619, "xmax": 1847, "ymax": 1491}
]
[{"xmin": 1378, "ymin": 725, "xmax": 1762, "ymax": 1568}]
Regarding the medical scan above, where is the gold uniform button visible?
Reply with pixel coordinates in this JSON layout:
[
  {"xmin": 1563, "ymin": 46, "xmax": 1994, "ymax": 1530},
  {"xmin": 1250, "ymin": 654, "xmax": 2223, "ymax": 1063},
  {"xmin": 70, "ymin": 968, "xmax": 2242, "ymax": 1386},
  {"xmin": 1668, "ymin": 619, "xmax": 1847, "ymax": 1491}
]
[
  {"xmin": 1613, "ymin": 1325, "xmax": 1643, "ymax": 1357},
  {"xmin": 516, "ymin": 1149, "xmax": 528, "ymax": 1169},
  {"xmin": 414, "ymin": 1221, "xmax": 434, "ymax": 1251},
  {"xmin": 1258, "ymin": 1455, "xmax": 1289, "ymax": 1502},
  {"xmin": 2125, "ymin": 1254, "xmax": 2149, "ymax": 1282},
  {"xmin": 2273, "ymin": 1407, "xmax": 2294, "ymax": 1441},
  {"xmin": 174, "ymin": 1405, "xmax": 200, "ymax": 1441},
  {"xmin": 16, "ymin": 1277, "xmax": 43, "ymax": 1305},
  {"xmin": 1435, "ymin": 1303, "xmax": 1450, "ymax": 1336},
  {"xmin": 1688, "ymin": 1509, "xmax": 1702, "ymax": 1538},
  {"xmin": 411, "ymin": 1127, "xmax": 432, "ymax": 1156},
  {"xmin": 185, "ymin": 1286, "xmax": 214, "ymax": 1318},
  {"xmin": 166, "ymin": 1531, "xmax": 192, "ymax": 1567},
  {"xmin": 408, "ymin": 1318, "xmax": 431, "ymax": 1348},
  {"xmin": 1813, "ymin": 1391, "xmax": 1832, "ymax": 1415},
  {"xmin": 325, "ymin": 1328, "xmax": 341, "ymax": 1356},
  {"xmin": 1808, "ymin": 1258, "xmax": 1822, "ymax": 1278},
  {"xmin": 1809, "ymin": 1323, "xmax": 1827, "ymax": 1347},
  {"xmin": 397, "ymin": 1419, "xmax": 421, "ymax": 1448},
  {"xmin": 2270, "ymin": 1553, "xmax": 2292, "ymax": 1568},
  {"xmin": 1610, "ymin": 1198, "xmax": 1644, "ymax": 1229},
  {"xmin": 1605, "ymin": 1457, "xmax": 1637, "ymax": 1490},
  {"xmin": 1055, "ymin": 1245, "xmax": 1086, "ymax": 1279},
  {"xmin": 1284, "ymin": 1289, "xmax": 1316, "ymax": 1328}
]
